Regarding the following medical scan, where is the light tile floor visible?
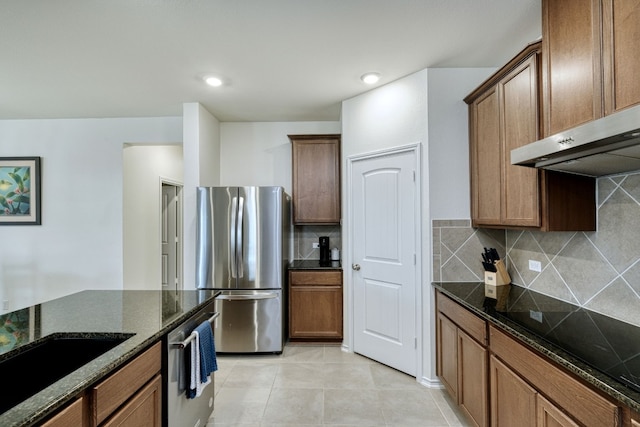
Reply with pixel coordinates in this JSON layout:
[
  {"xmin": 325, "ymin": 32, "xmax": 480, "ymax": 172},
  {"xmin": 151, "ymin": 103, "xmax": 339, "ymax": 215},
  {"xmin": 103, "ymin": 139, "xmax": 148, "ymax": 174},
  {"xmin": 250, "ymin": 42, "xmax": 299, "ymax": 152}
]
[{"xmin": 207, "ymin": 343, "xmax": 471, "ymax": 426}]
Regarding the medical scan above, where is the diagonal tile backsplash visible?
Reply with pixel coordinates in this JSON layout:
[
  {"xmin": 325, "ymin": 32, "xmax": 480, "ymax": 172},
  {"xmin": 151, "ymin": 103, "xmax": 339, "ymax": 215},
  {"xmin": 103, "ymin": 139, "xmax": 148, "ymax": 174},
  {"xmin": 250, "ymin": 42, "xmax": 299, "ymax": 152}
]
[
  {"xmin": 433, "ymin": 171, "xmax": 640, "ymax": 328},
  {"xmin": 432, "ymin": 220, "xmax": 506, "ymax": 282}
]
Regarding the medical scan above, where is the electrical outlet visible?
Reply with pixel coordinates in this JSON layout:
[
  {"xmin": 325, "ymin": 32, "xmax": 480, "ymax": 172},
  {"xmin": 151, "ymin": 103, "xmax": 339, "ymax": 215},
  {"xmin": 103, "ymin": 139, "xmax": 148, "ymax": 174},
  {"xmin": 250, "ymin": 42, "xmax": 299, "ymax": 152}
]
[
  {"xmin": 2, "ymin": 300, "xmax": 8, "ymax": 311},
  {"xmin": 529, "ymin": 260, "xmax": 542, "ymax": 272},
  {"xmin": 312, "ymin": 242, "xmax": 320, "ymax": 249}
]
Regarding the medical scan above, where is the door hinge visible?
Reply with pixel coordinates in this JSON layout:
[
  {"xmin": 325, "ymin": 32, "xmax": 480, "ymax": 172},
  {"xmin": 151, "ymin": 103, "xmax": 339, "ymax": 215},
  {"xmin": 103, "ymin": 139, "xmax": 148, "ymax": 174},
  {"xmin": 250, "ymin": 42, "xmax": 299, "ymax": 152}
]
[
  {"xmin": 413, "ymin": 254, "xmax": 416, "ymax": 265},
  {"xmin": 415, "ymin": 337, "xmax": 417, "ymax": 349},
  {"xmin": 413, "ymin": 170, "xmax": 416, "ymax": 182}
]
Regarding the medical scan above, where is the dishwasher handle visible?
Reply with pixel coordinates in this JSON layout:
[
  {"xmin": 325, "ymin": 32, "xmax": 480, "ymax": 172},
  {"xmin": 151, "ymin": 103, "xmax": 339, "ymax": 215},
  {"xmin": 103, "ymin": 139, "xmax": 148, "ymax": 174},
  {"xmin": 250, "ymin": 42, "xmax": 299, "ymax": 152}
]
[
  {"xmin": 170, "ymin": 311, "xmax": 220, "ymax": 349},
  {"xmin": 216, "ymin": 292, "xmax": 278, "ymax": 301}
]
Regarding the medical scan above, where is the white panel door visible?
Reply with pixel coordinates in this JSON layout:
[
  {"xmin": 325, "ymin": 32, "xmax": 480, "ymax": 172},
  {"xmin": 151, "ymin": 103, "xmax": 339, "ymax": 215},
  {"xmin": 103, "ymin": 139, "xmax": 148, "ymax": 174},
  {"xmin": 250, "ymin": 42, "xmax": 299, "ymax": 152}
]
[
  {"xmin": 352, "ymin": 148, "xmax": 417, "ymax": 375},
  {"xmin": 162, "ymin": 184, "xmax": 181, "ymax": 302}
]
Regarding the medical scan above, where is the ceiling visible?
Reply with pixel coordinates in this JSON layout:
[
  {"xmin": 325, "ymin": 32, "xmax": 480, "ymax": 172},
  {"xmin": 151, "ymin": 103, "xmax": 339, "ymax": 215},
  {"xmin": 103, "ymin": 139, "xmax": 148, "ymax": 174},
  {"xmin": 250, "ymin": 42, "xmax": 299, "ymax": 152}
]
[{"xmin": 0, "ymin": 0, "xmax": 541, "ymax": 122}]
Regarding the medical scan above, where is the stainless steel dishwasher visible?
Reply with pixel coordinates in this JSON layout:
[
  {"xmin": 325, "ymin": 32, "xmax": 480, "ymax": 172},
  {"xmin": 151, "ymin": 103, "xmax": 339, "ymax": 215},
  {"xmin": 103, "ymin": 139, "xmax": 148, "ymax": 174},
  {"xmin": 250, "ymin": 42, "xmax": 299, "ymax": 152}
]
[{"xmin": 166, "ymin": 299, "xmax": 218, "ymax": 427}]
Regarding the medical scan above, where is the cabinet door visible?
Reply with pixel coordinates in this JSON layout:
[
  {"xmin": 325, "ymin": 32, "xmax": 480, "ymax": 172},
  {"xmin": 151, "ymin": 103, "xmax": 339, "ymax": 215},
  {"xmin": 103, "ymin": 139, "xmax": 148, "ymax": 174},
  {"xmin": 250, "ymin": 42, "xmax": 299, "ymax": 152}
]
[
  {"xmin": 470, "ymin": 87, "xmax": 501, "ymax": 226},
  {"xmin": 537, "ymin": 394, "xmax": 579, "ymax": 427},
  {"xmin": 436, "ymin": 312, "xmax": 458, "ymax": 399},
  {"xmin": 289, "ymin": 285, "xmax": 342, "ymax": 339},
  {"xmin": 102, "ymin": 374, "xmax": 162, "ymax": 427},
  {"xmin": 290, "ymin": 135, "xmax": 341, "ymax": 224},
  {"xmin": 602, "ymin": 0, "xmax": 640, "ymax": 114},
  {"xmin": 490, "ymin": 355, "xmax": 536, "ymax": 427},
  {"xmin": 458, "ymin": 330, "xmax": 488, "ymax": 427},
  {"xmin": 542, "ymin": 0, "xmax": 603, "ymax": 136},
  {"xmin": 499, "ymin": 54, "xmax": 540, "ymax": 227}
]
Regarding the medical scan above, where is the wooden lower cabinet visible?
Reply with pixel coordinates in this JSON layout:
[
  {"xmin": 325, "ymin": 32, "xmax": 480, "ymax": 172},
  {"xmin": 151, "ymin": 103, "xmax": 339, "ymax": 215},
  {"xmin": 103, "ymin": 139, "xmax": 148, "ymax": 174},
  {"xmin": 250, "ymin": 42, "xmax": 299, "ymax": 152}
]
[
  {"xmin": 458, "ymin": 330, "xmax": 489, "ymax": 427},
  {"xmin": 435, "ymin": 291, "xmax": 640, "ymax": 427},
  {"xmin": 537, "ymin": 395, "xmax": 579, "ymax": 427},
  {"xmin": 490, "ymin": 325, "xmax": 621, "ymax": 427},
  {"xmin": 102, "ymin": 374, "xmax": 162, "ymax": 427},
  {"xmin": 436, "ymin": 312, "xmax": 458, "ymax": 397},
  {"xmin": 93, "ymin": 342, "xmax": 162, "ymax": 426},
  {"xmin": 41, "ymin": 396, "xmax": 85, "ymax": 427},
  {"xmin": 436, "ymin": 291, "xmax": 488, "ymax": 427},
  {"xmin": 289, "ymin": 270, "xmax": 343, "ymax": 341},
  {"xmin": 490, "ymin": 355, "xmax": 536, "ymax": 427},
  {"xmin": 42, "ymin": 341, "xmax": 162, "ymax": 427}
]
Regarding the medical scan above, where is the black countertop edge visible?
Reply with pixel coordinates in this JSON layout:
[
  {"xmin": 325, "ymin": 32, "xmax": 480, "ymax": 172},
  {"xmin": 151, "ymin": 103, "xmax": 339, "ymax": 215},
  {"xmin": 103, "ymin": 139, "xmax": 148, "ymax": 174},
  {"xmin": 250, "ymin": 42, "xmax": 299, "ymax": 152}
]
[
  {"xmin": 432, "ymin": 282, "xmax": 640, "ymax": 413},
  {"xmin": 0, "ymin": 289, "xmax": 221, "ymax": 427},
  {"xmin": 289, "ymin": 259, "xmax": 342, "ymax": 270}
]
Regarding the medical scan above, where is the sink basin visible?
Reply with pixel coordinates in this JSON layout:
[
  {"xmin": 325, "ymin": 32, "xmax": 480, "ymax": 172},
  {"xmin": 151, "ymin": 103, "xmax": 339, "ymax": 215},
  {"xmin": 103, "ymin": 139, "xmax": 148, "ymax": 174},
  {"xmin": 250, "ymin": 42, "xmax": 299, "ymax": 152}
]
[{"xmin": 0, "ymin": 333, "xmax": 134, "ymax": 415}]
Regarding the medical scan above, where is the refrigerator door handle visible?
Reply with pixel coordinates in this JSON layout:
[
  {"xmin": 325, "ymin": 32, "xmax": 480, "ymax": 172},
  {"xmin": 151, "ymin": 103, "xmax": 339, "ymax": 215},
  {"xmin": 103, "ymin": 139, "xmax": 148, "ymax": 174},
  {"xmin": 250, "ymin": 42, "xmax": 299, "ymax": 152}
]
[
  {"xmin": 230, "ymin": 196, "xmax": 238, "ymax": 278},
  {"xmin": 236, "ymin": 196, "xmax": 245, "ymax": 278},
  {"xmin": 217, "ymin": 292, "xmax": 278, "ymax": 301}
]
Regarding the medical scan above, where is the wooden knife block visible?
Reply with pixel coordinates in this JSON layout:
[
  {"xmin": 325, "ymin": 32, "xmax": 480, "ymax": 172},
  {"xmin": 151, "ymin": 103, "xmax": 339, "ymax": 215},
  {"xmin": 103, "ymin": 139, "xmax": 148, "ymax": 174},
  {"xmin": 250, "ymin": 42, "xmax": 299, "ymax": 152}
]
[{"xmin": 485, "ymin": 260, "xmax": 511, "ymax": 298}]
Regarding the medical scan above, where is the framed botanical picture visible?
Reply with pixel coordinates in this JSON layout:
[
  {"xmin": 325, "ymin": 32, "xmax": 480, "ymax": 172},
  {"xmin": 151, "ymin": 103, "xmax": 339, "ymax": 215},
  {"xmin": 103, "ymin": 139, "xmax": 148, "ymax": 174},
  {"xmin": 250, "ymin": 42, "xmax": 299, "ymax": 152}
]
[{"xmin": 0, "ymin": 157, "xmax": 41, "ymax": 225}]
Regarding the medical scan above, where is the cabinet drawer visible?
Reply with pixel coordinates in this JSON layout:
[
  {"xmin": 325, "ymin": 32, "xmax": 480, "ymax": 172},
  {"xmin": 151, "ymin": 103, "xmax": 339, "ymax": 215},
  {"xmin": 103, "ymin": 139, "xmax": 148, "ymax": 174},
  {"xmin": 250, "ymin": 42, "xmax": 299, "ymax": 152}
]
[
  {"xmin": 92, "ymin": 342, "xmax": 161, "ymax": 425},
  {"xmin": 436, "ymin": 291, "xmax": 487, "ymax": 344},
  {"xmin": 290, "ymin": 270, "xmax": 342, "ymax": 286},
  {"xmin": 41, "ymin": 395, "xmax": 84, "ymax": 427},
  {"xmin": 102, "ymin": 374, "xmax": 162, "ymax": 427},
  {"xmin": 490, "ymin": 325, "xmax": 620, "ymax": 427}
]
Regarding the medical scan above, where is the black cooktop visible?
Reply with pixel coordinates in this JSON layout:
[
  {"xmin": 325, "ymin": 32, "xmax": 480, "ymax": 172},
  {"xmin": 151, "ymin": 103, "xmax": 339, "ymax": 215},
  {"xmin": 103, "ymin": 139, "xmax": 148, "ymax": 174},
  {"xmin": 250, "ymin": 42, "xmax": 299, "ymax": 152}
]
[{"xmin": 483, "ymin": 286, "xmax": 640, "ymax": 393}]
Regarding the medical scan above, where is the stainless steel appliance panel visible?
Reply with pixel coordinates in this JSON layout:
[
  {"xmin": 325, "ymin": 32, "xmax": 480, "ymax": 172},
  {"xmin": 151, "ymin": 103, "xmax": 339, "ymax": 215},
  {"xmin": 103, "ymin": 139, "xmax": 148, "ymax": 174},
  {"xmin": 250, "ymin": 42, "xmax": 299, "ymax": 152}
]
[
  {"xmin": 237, "ymin": 186, "xmax": 285, "ymax": 290},
  {"xmin": 214, "ymin": 289, "xmax": 283, "ymax": 353},
  {"xmin": 166, "ymin": 299, "xmax": 217, "ymax": 427},
  {"xmin": 196, "ymin": 187, "xmax": 236, "ymax": 289}
]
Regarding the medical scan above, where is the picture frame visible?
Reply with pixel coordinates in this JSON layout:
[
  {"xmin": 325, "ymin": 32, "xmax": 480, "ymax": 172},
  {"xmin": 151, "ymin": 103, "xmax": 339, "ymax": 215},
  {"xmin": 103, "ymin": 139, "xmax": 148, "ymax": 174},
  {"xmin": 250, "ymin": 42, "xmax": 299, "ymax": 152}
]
[{"xmin": 0, "ymin": 157, "xmax": 41, "ymax": 225}]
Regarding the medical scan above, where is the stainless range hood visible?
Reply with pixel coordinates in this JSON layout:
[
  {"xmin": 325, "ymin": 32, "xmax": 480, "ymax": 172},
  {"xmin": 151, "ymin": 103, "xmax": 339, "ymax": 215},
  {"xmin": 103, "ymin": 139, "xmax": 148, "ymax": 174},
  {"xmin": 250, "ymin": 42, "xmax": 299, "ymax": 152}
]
[{"xmin": 511, "ymin": 104, "xmax": 640, "ymax": 177}]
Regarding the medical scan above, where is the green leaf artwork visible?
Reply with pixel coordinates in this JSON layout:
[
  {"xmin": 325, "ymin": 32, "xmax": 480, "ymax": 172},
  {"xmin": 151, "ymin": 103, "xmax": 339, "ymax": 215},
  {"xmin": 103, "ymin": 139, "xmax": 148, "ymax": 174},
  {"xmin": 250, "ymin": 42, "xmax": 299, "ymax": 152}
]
[
  {"xmin": 0, "ymin": 166, "xmax": 31, "ymax": 216},
  {"xmin": 0, "ymin": 308, "xmax": 31, "ymax": 354}
]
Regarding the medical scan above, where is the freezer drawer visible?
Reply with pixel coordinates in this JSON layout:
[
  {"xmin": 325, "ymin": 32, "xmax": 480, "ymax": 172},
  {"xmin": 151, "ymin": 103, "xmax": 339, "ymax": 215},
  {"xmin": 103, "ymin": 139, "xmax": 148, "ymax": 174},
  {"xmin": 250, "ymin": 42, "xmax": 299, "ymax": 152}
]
[{"xmin": 214, "ymin": 289, "xmax": 283, "ymax": 353}]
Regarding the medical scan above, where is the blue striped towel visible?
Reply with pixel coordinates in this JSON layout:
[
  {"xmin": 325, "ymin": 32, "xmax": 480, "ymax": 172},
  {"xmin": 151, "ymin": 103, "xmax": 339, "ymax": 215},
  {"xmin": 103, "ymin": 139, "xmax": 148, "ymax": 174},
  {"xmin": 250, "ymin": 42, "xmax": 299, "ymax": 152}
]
[{"xmin": 195, "ymin": 320, "xmax": 218, "ymax": 382}]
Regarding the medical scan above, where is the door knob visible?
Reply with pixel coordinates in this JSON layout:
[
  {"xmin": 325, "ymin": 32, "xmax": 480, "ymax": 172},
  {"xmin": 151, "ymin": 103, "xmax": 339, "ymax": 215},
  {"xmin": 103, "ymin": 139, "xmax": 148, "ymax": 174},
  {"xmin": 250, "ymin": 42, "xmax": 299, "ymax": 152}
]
[{"xmin": 352, "ymin": 264, "xmax": 361, "ymax": 271}]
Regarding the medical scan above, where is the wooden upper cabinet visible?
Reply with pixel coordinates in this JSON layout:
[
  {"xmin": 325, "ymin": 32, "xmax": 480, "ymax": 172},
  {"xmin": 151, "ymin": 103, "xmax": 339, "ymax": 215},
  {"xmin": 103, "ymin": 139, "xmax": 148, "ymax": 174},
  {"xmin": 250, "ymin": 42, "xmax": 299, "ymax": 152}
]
[
  {"xmin": 470, "ymin": 86, "xmax": 502, "ymax": 226},
  {"xmin": 466, "ymin": 42, "xmax": 596, "ymax": 231},
  {"xmin": 467, "ymin": 43, "xmax": 543, "ymax": 229},
  {"xmin": 602, "ymin": 0, "xmax": 640, "ymax": 115},
  {"xmin": 542, "ymin": 0, "xmax": 640, "ymax": 135},
  {"xmin": 499, "ymin": 54, "xmax": 540, "ymax": 227},
  {"xmin": 289, "ymin": 134, "xmax": 341, "ymax": 224},
  {"xmin": 542, "ymin": 0, "xmax": 603, "ymax": 136}
]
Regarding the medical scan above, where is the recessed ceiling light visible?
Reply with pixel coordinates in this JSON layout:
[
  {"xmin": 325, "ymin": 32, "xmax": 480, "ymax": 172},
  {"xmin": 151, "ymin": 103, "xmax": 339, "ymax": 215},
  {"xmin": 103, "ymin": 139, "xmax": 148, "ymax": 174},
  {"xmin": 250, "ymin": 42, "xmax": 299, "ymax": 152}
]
[
  {"xmin": 204, "ymin": 76, "xmax": 223, "ymax": 87},
  {"xmin": 361, "ymin": 72, "xmax": 380, "ymax": 84}
]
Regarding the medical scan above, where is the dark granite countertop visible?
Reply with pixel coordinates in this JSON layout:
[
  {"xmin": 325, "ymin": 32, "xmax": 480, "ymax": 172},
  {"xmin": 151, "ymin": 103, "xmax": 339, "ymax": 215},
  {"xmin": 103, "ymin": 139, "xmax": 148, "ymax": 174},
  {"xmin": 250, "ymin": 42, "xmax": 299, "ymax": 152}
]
[
  {"xmin": 289, "ymin": 259, "xmax": 342, "ymax": 270},
  {"xmin": 433, "ymin": 282, "xmax": 640, "ymax": 412},
  {"xmin": 0, "ymin": 289, "xmax": 219, "ymax": 427}
]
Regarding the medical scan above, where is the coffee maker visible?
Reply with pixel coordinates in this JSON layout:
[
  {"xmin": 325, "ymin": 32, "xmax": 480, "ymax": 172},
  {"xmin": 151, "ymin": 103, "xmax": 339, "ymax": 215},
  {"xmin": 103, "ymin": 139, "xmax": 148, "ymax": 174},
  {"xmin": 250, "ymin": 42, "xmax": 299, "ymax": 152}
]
[{"xmin": 319, "ymin": 236, "xmax": 330, "ymax": 265}]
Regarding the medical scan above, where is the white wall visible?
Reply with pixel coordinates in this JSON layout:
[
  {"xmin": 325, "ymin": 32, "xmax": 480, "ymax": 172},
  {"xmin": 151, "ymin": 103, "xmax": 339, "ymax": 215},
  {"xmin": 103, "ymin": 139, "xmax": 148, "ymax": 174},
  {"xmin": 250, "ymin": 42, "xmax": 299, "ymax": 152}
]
[
  {"xmin": 182, "ymin": 103, "xmax": 220, "ymax": 290},
  {"xmin": 123, "ymin": 144, "xmax": 183, "ymax": 290},
  {"xmin": 427, "ymin": 68, "xmax": 494, "ymax": 219},
  {"xmin": 341, "ymin": 68, "xmax": 497, "ymax": 386},
  {"xmin": 341, "ymin": 69, "xmax": 430, "ymax": 382},
  {"xmin": 220, "ymin": 121, "xmax": 341, "ymax": 193},
  {"xmin": 0, "ymin": 117, "xmax": 182, "ymax": 311},
  {"xmin": 423, "ymin": 67, "xmax": 496, "ymax": 383}
]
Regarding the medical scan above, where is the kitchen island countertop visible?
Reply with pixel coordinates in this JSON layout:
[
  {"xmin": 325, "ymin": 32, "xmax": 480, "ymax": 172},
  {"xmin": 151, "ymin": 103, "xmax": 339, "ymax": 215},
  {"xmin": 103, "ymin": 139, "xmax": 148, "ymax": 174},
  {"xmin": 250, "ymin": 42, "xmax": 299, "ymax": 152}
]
[
  {"xmin": 433, "ymin": 282, "xmax": 640, "ymax": 412},
  {"xmin": 0, "ymin": 289, "xmax": 218, "ymax": 427}
]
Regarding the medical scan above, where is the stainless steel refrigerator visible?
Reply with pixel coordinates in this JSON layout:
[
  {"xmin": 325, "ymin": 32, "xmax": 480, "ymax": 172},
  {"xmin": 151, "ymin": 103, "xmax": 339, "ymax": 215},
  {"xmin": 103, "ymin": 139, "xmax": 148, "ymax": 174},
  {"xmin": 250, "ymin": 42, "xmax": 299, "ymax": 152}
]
[{"xmin": 196, "ymin": 186, "xmax": 290, "ymax": 353}]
